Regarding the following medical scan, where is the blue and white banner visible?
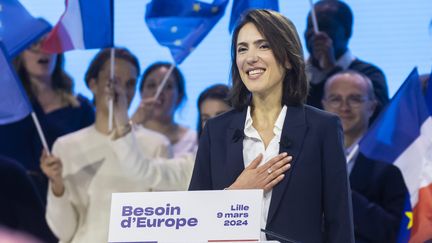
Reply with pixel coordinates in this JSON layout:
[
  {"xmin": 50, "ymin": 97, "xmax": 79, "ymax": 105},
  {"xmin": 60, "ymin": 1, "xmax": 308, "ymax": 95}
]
[{"xmin": 108, "ymin": 190, "xmax": 263, "ymax": 243}]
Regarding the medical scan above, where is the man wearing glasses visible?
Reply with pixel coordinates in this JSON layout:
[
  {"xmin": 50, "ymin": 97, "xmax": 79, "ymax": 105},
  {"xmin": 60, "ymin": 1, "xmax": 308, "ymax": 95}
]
[{"xmin": 322, "ymin": 70, "xmax": 408, "ymax": 243}]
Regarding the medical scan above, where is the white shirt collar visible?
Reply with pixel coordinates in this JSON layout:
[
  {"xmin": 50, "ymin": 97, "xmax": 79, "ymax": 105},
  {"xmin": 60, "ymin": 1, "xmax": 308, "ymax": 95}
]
[
  {"xmin": 345, "ymin": 136, "xmax": 361, "ymax": 157},
  {"xmin": 335, "ymin": 49, "xmax": 356, "ymax": 70},
  {"xmin": 345, "ymin": 136, "xmax": 361, "ymax": 175},
  {"xmin": 244, "ymin": 105, "xmax": 287, "ymax": 139}
]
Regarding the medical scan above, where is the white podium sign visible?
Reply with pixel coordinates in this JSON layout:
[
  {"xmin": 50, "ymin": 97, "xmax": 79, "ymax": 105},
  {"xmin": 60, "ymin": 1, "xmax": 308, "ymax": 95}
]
[{"xmin": 108, "ymin": 190, "xmax": 263, "ymax": 243}]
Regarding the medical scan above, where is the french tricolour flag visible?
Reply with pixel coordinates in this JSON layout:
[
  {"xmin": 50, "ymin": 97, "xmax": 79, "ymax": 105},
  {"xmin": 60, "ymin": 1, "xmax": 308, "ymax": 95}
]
[
  {"xmin": 359, "ymin": 68, "xmax": 432, "ymax": 242},
  {"xmin": 41, "ymin": 0, "xmax": 113, "ymax": 53}
]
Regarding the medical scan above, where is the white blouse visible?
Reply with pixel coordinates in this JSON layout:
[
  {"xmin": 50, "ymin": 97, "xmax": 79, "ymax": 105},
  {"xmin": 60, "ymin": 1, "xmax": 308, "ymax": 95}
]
[
  {"xmin": 46, "ymin": 125, "xmax": 172, "ymax": 243},
  {"xmin": 172, "ymin": 128, "xmax": 198, "ymax": 157},
  {"xmin": 242, "ymin": 105, "xmax": 287, "ymax": 240}
]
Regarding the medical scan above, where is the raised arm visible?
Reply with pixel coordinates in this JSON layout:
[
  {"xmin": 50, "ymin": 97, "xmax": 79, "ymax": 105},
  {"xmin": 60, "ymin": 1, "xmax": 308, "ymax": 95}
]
[
  {"xmin": 110, "ymin": 131, "xmax": 194, "ymax": 191},
  {"xmin": 41, "ymin": 148, "xmax": 79, "ymax": 242}
]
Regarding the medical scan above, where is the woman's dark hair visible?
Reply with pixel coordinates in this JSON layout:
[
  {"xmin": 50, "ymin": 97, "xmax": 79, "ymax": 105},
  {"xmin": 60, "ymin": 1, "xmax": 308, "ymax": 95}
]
[
  {"xmin": 197, "ymin": 84, "xmax": 230, "ymax": 136},
  {"xmin": 139, "ymin": 62, "xmax": 186, "ymax": 107},
  {"xmin": 229, "ymin": 9, "xmax": 308, "ymax": 110},
  {"xmin": 84, "ymin": 47, "xmax": 140, "ymax": 87},
  {"xmin": 13, "ymin": 53, "xmax": 73, "ymax": 101}
]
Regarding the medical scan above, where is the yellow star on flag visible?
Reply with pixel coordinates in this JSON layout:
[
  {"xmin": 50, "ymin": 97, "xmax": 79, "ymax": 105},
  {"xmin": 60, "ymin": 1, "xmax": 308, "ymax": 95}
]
[
  {"xmin": 193, "ymin": 3, "xmax": 201, "ymax": 12},
  {"xmin": 170, "ymin": 26, "xmax": 178, "ymax": 33},
  {"xmin": 405, "ymin": 211, "xmax": 413, "ymax": 229}
]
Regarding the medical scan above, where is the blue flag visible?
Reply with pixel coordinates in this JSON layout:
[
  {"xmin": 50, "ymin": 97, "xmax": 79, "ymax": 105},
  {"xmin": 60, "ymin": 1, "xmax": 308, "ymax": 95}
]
[
  {"xmin": 0, "ymin": 42, "xmax": 32, "ymax": 124},
  {"xmin": 0, "ymin": 0, "xmax": 51, "ymax": 57},
  {"xmin": 145, "ymin": 0, "xmax": 228, "ymax": 64},
  {"xmin": 229, "ymin": 0, "xmax": 279, "ymax": 32},
  {"xmin": 425, "ymin": 67, "xmax": 432, "ymax": 115}
]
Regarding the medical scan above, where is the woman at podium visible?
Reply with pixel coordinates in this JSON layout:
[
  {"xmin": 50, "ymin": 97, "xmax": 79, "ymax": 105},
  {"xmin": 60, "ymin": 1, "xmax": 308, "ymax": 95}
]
[{"xmin": 189, "ymin": 9, "xmax": 354, "ymax": 243}]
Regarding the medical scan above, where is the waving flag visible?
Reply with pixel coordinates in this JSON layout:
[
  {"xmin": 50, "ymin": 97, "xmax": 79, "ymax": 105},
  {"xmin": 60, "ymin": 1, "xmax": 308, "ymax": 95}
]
[
  {"xmin": 425, "ymin": 69, "xmax": 432, "ymax": 115},
  {"xmin": 229, "ymin": 0, "xmax": 279, "ymax": 32},
  {"xmin": 0, "ymin": 0, "xmax": 51, "ymax": 57},
  {"xmin": 145, "ymin": 0, "xmax": 228, "ymax": 64},
  {"xmin": 41, "ymin": 0, "xmax": 113, "ymax": 53},
  {"xmin": 0, "ymin": 43, "xmax": 31, "ymax": 124},
  {"xmin": 359, "ymin": 68, "xmax": 432, "ymax": 242}
]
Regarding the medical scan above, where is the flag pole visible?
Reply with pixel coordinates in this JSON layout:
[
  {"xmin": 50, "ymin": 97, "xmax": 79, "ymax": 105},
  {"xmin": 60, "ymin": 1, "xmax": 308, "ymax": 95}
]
[
  {"xmin": 108, "ymin": 48, "xmax": 115, "ymax": 132},
  {"xmin": 153, "ymin": 63, "xmax": 176, "ymax": 100},
  {"xmin": 308, "ymin": 0, "xmax": 319, "ymax": 34},
  {"xmin": 31, "ymin": 112, "xmax": 51, "ymax": 156}
]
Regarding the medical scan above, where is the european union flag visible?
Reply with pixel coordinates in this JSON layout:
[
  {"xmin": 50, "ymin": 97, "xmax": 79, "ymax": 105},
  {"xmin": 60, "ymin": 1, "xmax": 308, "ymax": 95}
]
[
  {"xmin": 145, "ymin": 0, "xmax": 228, "ymax": 64},
  {"xmin": 396, "ymin": 194, "xmax": 412, "ymax": 243},
  {"xmin": 229, "ymin": 0, "xmax": 279, "ymax": 32},
  {"xmin": 0, "ymin": 0, "xmax": 51, "ymax": 57},
  {"xmin": 0, "ymin": 42, "xmax": 31, "ymax": 124}
]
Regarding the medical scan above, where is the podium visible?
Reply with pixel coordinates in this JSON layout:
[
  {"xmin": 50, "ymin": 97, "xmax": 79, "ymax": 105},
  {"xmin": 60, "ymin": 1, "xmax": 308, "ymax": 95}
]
[{"xmin": 108, "ymin": 190, "xmax": 269, "ymax": 243}]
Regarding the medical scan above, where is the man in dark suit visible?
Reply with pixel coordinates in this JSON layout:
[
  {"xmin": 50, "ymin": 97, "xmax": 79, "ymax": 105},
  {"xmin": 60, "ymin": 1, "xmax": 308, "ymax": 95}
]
[
  {"xmin": 305, "ymin": 0, "xmax": 389, "ymax": 122},
  {"xmin": 322, "ymin": 70, "xmax": 408, "ymax": 242}
]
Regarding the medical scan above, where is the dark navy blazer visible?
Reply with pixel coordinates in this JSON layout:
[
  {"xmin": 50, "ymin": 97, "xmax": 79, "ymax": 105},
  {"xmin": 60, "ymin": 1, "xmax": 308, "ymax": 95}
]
[
  {"xmin": 189, "ymin": 105, "xmax": 354, "ymax": 243},
  {"xmin": 350, "ymin": 153, "xmax": 408, "ymax": 243}
]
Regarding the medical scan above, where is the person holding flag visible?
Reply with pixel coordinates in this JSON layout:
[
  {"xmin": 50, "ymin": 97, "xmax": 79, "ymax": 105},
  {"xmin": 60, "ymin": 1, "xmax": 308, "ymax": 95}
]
[
  {"xmin": 133, "ymin": 62, "xmax": 198, "ymax": 157},
  {"xmin": 133, "ymin": 0, "xmax": 232, "ymax": 158},
  {"xmin": 0, "ymin": 0, "xmax": 94, "ymax": 203},
  {"xmin": 40, "ymin": 48, "xmax": 171, "ymax": 243},
  {"xmin": 0, "ymin": 38, "xmax": 95, "ymax": 201},
  {"xmin": 322, "ymin": 70, "xmax": 408, "ymax": 242},
  {"xmin": 1, "ymin": 0, "xmax": 115, "ymax": 204},
  {"xmin": 304, "ymin": 0, "xmax": 389, "ymax": 122}
]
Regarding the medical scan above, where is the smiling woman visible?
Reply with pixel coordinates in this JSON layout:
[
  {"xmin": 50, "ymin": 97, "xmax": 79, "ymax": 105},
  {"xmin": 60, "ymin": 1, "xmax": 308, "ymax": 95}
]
[
  {"xmin": 189, "ymin": 9, "xmax": 354, "ymax": 242},
  {"xmin": 235, "ymin": 23, "xmax": 287, "ymax": 101}
]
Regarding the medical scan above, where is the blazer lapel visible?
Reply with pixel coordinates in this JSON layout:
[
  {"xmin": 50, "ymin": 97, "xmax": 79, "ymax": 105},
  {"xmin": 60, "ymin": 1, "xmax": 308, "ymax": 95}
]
[
  {"xmin": 225, "ymin": 109, "xmax": 248, "ymax": 188},
  {"xmin": 267, "ymin": 105, "xmax": 308, "ymax": 223}
]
